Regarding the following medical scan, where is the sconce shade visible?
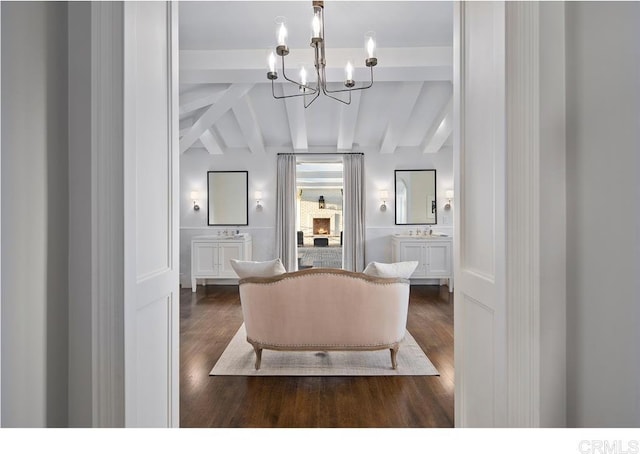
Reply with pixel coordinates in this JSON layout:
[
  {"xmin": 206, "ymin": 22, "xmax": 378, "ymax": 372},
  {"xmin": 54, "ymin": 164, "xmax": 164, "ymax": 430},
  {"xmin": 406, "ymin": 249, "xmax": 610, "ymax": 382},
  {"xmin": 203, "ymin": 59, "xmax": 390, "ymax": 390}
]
[
  {"xmin": 444, "ymin": 189, "xmax": 453, "ymax": 211},
  {"xmin": 380, "ymin": 190, "xmax": 388, "ymax": 200},
  {"xmin": 190, "ymin": 191, "xmax": 199, "ymax": 200},
  {"xmin": 254, "ymin": 191, "xmax": 263, "ymax": 200}
]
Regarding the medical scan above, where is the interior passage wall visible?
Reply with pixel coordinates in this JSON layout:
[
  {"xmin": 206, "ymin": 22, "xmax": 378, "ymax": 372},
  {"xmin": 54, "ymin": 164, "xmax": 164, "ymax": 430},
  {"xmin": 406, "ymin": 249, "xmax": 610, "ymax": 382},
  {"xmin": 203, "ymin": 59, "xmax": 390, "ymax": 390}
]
[
  {"xmin": 565, "ymin": 1, "xmax": 640, "ymax": 427},
  {"xmin": 1, "ymin": 1, "xmax": 69, "ymax": 427},
  {"xmin": 67, "ymin": 1, "xmax": 94, "ymax": 427},
  {"xmin": 179, "ymin": 146, "xmax": 453, "ymax": 287},
  {"xmin": 538, "ymin": 1, "xmax": 567, "ymax": 428}
]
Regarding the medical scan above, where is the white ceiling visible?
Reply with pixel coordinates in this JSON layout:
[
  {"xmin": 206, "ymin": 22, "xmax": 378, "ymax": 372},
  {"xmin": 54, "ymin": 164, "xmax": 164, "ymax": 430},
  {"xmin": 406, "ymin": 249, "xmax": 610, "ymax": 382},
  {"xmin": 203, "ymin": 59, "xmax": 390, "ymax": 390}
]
[{"xmin": 178, "ymin": 1, "xmax": 454, "ymax": 156}]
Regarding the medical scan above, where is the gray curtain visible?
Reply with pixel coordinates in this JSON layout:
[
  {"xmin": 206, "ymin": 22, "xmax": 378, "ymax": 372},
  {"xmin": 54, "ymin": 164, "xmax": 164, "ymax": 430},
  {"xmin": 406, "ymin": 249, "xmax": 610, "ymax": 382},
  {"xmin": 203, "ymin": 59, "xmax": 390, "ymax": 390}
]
[
  {"xmin": 275, "ymin": 154, "xmax": 298, "ymax": 271},
  {"xmin": 342, "ymin": 154, "xmax": 366, "ymax": 272}
]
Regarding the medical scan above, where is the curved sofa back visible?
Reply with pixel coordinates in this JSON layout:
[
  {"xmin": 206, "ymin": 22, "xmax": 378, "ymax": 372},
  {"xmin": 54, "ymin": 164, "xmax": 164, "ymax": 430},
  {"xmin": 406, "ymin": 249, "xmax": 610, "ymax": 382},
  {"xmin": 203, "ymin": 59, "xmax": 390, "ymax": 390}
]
[{"xmin": 238, "ymin": 268, "xmax": 410, "ymax": 348}]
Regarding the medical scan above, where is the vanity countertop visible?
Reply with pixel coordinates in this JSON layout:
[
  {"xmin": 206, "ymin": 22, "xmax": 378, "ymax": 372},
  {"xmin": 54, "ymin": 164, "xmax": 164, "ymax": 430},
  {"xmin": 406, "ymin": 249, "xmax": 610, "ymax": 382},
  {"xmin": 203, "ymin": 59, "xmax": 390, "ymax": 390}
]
[
  {"xmin": 192, "ymin": 234, "xmax": 251, "ymax": 241},
  {"xmin": 393, "ymin": 233, "xmax": 449, "ymax": 238}
]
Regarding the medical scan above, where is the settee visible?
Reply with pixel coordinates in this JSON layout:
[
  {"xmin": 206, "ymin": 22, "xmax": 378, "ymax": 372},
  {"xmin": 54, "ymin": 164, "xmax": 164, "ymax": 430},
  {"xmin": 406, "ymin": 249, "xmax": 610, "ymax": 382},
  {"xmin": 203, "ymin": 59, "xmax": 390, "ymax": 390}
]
[{"xmin": 237, "ymin": 268, "xmax": 411, "ymax": 370}]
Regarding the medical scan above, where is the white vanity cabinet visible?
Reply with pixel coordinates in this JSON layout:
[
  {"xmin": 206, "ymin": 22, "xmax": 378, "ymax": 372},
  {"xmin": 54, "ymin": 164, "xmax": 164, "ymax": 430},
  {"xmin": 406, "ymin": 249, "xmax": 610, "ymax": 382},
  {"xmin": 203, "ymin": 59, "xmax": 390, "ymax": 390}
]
[
  {"xmin": 191, "ymin": 235, "xmax": 252, "ymax": 291},
  {"xmin": 391, "ymin": 234, "xmax": 453, "ymax": 291}
]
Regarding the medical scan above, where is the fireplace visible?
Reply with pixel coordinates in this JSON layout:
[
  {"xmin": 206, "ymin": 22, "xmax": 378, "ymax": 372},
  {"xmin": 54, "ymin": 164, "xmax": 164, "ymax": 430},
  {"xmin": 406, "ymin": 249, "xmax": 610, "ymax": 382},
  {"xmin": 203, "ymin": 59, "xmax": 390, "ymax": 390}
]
[{"xmin": 313, "ymin": 218, "xmax": 330, "ymax": 235}]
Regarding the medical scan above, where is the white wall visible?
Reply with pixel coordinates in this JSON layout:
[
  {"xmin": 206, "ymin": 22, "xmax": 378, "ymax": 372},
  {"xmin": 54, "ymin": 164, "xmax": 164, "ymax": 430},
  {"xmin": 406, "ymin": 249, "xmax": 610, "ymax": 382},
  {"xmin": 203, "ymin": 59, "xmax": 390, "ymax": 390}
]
[
  {"xmin": 566, "ymin": 1, "xmax": 640, "ymax": 427},
  {"xmin": 364, "ymin": 147, "xmax": 453, "ymax": 265},
  {"xmin": 1, "ymin": 2, "xmax": 69, "ymax": 427},
  {"xmin": 180, "ymin": 146, "xmax": 453, "ymax": 287}
]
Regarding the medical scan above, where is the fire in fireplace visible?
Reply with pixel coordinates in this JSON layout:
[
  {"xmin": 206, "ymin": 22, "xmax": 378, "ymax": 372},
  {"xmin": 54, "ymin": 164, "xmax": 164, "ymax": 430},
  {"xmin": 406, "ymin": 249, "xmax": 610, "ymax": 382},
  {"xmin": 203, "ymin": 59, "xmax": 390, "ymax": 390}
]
[{"xmin": 313, "ymin": 218, "xmax": 330, "ymax": 235}]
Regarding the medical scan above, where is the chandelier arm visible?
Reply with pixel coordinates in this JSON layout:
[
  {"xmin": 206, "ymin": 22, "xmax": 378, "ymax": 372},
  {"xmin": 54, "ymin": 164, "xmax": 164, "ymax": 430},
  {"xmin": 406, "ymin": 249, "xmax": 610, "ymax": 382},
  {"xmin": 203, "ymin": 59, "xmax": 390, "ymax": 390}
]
[
  {"xmin": 303, "ymin": 89, "xmax": 321, "ymax": 108},
  {"xmin": 280, "ymin": 54, "xmax": 318, "ymax": 94},
  {"xmin": 321, "ymin": 83, "xmax": 351, "ymax": 105},
  {"xmin": 323, "ymin": 65, "xmax": 375, "ymax": 94},
  {"xmin": 316, "ymin": 65, "xmax": 350, "ymax": 104},
  {"xmin": 271, "ymin": 79, "xmax": 315, "ymax": 100}
]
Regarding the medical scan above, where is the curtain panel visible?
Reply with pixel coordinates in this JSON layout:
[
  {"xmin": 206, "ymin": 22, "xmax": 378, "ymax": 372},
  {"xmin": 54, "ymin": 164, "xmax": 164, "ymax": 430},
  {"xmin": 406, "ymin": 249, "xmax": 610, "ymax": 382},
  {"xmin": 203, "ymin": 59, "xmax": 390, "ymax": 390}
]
[
  {"xmin": 343, "ymin": 154, "xmax": 366, "ymax": 272},
  {"xmin": 275, "ymin": 154, "xmax": 298, "ymax": 271}
]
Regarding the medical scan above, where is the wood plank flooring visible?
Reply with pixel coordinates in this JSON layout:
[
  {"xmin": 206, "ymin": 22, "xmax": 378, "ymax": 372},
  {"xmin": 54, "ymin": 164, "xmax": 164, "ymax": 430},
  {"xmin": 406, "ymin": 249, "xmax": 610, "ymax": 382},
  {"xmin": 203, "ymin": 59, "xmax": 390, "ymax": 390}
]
[{"xmin": 180, "ymin": 284, "xmax": 454, "ymax": 428}]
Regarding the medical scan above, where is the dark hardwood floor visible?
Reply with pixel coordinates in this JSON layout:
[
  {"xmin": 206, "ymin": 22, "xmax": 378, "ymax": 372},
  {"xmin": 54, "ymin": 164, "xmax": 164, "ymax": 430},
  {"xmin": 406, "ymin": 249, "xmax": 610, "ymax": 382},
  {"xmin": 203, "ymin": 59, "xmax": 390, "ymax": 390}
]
[{"xmin": 180, "ymin": 284, "xmax": 454, "ymax": 428}]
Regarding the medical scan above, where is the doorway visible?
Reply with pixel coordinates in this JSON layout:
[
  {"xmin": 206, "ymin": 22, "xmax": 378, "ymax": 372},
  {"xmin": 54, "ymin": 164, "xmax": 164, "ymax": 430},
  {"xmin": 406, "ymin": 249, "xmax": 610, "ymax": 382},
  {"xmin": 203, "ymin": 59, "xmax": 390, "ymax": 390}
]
[
  {"xmin": 296, "ymin": 161, "xmax": 344, "ymax": 269},
  {"xmin": 175, "ymin": 0, "xmax": 457, "ymax": 428}
]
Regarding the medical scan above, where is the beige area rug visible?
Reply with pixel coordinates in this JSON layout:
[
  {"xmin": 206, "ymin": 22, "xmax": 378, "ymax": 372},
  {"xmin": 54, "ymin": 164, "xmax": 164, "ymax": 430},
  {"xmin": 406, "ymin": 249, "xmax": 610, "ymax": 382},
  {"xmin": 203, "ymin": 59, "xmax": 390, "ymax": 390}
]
[{"xmin": 209, "ymin": 324, "xmax": 439, "ymax": 376}]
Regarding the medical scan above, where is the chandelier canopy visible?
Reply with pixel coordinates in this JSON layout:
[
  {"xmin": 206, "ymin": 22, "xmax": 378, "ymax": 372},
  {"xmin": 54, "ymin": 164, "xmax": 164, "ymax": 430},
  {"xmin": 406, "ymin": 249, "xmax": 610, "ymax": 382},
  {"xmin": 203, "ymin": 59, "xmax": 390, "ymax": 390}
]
[{"xmin": 266, "ymin": 1, "xmax": 378, "ymax": 108}]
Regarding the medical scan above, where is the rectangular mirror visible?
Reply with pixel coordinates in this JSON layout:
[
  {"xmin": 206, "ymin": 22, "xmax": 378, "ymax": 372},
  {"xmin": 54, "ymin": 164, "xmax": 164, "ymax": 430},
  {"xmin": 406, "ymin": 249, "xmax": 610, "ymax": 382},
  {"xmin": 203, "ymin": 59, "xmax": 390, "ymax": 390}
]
[
  {"xmin": 207, "ymin": 171, "xmax": 248, "ymax": 226},
  {"xmin": 395, "ymin": 169, "xmax": 437, "ymax": 225}
]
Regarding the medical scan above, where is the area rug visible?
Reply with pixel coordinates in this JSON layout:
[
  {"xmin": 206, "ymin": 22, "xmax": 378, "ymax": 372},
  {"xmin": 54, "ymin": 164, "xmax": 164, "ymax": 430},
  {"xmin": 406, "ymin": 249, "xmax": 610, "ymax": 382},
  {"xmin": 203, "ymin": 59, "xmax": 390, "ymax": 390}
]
[
  {"xmin": 297, "ymin": 247, "xmax": 342, "ymax": 269},
  {"xmin": 209, "ymin": 324, "xmax": 439, "ymax": 376}
]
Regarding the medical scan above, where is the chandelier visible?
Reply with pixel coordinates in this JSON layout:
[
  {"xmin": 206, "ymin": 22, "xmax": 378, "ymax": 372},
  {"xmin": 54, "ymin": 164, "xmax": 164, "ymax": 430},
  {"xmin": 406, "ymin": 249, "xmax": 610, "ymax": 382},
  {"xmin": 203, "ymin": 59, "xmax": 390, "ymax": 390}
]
[{"xmin": 266, "ymin": 1, "xmax": 378, "ymax": 108}]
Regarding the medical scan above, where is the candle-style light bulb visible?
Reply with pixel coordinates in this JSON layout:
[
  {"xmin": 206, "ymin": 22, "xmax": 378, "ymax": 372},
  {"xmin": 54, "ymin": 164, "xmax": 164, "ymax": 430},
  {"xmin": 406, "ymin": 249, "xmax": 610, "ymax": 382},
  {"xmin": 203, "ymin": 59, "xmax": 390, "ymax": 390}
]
[
  {"xmin": 345, "ymin": 61, "xmax": 354, "ymax": 81},
  {"xmin": 277, "ymin": 21, "xmax": 287, "ymax": 46},
  {"xmin": 300, "ymin": 66, "xmax": 307, "ymax": 86},
  {"xmin": 364, "ymin": 31, "xmax": 378, "ymax": 67},
  {"xmin": 312, "ymin": 12, "xmax": 321, "ymax": 38},
  {"xmin": 366, "ymin": 36, "xmax": 375, "ymax": 58},
  {"xmin": 274, "ymin": 17, "xmax": 289, "ymax": 58},
  {"xmin": 268, "ymin": 51, "xmax": 276, "ymax": 73}
]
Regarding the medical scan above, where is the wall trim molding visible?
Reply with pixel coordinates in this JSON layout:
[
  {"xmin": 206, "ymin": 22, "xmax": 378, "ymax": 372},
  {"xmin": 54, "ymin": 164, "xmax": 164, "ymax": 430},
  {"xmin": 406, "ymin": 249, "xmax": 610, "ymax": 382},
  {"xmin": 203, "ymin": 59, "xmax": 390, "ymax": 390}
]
[
  {"xmin": 91, "ymin": 1, "xmax": 125, "ymax": 427},
  {"xmin": 181, "ymin": 226, "xmax": 454, "ymax": 232},
  {"xmin": 365, "ymin": 226, "xmax": 454, "ymax": 231},
  {"xmin": 505, "ymin": 1, "xmax": 541, "ymax": 427},
  {"xmin": 180, "ymin": 226, "xmax": 274, "ymax": 230}
]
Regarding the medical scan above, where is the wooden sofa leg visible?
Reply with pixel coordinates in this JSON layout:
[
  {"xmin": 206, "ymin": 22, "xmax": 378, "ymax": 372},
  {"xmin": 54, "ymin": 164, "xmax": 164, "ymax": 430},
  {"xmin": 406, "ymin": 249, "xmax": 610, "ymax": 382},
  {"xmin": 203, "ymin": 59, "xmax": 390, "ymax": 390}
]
[
  {"xmin": 390, "ymin": 346, "xmax": 399, "ymax": 370},
  {"xmin": 253, "ymin": 345, "xmax": 263, "ymax": 370}
]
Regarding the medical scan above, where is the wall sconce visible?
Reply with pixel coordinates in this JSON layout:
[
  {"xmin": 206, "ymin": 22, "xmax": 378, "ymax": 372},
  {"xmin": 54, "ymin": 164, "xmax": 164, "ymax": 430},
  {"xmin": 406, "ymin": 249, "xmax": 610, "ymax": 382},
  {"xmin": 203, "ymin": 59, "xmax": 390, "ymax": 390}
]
[
  {"xmin": 380, "ymin": 190, "xmax": 388, "ymax": 211},
  {"xmin": 255, "ymin": 191, "xmax": 263, "ymax": 209},
  {"xmin": 190, "ymin": 191, "xmax": 200, "ymax": 211},
  {"xmin": 318, "ymin": 195, "xmax": 325, "ymax": 209},
  {"xmin": 444, "ymin": 190, "xmax": 454, "ymax": 210}
]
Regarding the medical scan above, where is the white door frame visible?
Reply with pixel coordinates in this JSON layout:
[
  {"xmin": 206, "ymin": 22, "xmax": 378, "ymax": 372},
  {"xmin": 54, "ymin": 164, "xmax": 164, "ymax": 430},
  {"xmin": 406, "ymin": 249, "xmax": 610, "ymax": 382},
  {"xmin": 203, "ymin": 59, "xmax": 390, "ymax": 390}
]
[
  {"xmin": 89, "ymin": 0, "xmax": 179, "ymax": 427},
  {"xmin": 453, "ymin": 1, "xmax": 508, "ymax": 427},
  {"xmin": 453, "ymin": 1, "xmax": 562, "ymax": 427},
  {"xmin": 122, "ymin": 1, "xmax": 180, "ymax": 427},
  {"xmin": 0, "ymin": 0, "xmax": 559, "ymax": 428},
  {"xmin": 0, "ymin": 3, "xmax": 3, "ymax": 427}
]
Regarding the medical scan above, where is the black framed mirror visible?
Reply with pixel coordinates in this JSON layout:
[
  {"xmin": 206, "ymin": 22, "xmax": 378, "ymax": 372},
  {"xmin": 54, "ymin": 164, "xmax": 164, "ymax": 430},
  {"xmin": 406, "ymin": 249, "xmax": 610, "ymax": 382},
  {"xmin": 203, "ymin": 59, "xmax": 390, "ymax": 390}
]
[
  {"xmin": 207, "ymin": 171, "xmax": 248, "ymax": 226},
  {"xmin": 394, "ymin": 169, "xmax": 437, "ymax": 225}
]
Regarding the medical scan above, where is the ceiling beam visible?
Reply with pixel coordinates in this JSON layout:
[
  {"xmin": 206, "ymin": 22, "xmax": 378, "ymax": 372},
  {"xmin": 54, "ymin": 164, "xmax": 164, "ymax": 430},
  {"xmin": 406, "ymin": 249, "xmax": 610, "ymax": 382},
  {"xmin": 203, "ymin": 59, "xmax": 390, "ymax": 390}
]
[
  {"xmin": 179, "ymin": 83, "xmax": 254, "ymax": 153},
  {"xmin": 379, "ymin": 82, "xmax": 424, "ymax": 154},
  {"xmin": 280, "ymin": 85, "xmax": 308, "ymax": 151},
  {"xmin": 422, "ymin": 96, "xmax": 453, "ymax": 154},
  {"xmin": 231, "ymin": 96, "xmax": 265, "ymax": 155},
  {"xmin": 179, "ymin": 86, "xmax": 227, "ymax": 119},
  {"xmin": 179, "ymin": 117, "xmax": 193, "ymax": 138},
  {"xmin": 337, "ymin": 90, "xmax": 361, "ymax": 151},
  {"xmin": 180, "ymin": 47, "xmax": 453, "ymax": 84},
  {"xmin": 199, "ymin": 129, "xmax": 224, "ymax": 155}
]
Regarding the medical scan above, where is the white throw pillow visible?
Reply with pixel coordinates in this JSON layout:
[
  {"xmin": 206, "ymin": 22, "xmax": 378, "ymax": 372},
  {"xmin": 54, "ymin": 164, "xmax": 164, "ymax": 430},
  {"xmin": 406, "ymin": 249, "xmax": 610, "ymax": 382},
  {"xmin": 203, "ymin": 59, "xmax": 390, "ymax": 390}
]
[
  {"xmin": 363, "ymin": 261, "xmax": 418, "ymax": 279},
  {"xmin": 230, "ymin": 258, "xmax": 287, "ymax": 278}
]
